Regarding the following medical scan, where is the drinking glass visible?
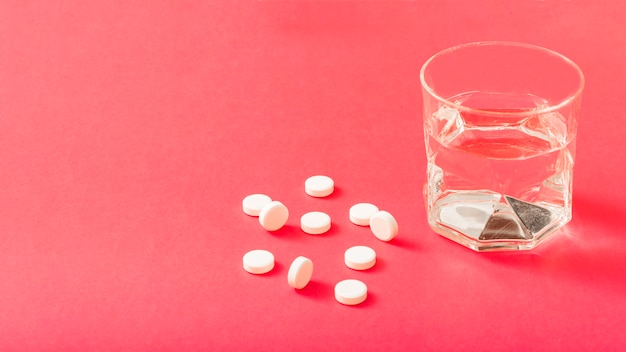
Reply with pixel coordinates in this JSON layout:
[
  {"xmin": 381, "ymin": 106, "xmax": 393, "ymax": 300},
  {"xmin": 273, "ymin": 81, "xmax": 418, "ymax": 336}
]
[{"xmin": 420, "ymin": 42, "xmax": 584, "ymax": 251}]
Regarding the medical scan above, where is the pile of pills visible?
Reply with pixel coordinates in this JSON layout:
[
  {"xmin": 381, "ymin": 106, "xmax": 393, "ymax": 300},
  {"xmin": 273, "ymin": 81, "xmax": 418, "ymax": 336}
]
[{"xmin": 242, "ymin": 175, "xmax": 398, "ymax": 306}]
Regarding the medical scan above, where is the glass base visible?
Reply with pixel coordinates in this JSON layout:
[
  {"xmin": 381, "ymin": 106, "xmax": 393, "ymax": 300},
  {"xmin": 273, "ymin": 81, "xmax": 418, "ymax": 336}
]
[
  {"xmin": 430, "ymin": 221, "xmax": 566, "ymax": 251},
  {"xmin": 428, "ymin": 193, "xmax": 571, "ymax": 251}
]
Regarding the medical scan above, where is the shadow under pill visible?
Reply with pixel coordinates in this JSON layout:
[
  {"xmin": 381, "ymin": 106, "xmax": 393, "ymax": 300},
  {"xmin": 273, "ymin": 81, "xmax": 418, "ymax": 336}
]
[
  {"xmin": 321, "ymin": 222, "xmax": 341, "ymax": 237},
  {"xmin": 263, "ymin": 261, "xmax": 283, "ymax": 277},
  {"xmin": 386, "ymin": 236, "xmax": 419, "ymax": 251},
  {"xmin": 296, "ymin": 280, "xmax": 334, "ymax": 300},
  {"xmin": 268, "ymin": 224, "xmax": 301, "ymax": 239},
  {"xmin": 372, "ymin": 256, "xmax": 386, "ymax": 271},
  {"xmin": 325, "ymin": 186, "xmax": 343, "ymax": 200},
  {"xmin": 355, "ymin": 290, "xmax": 376, "ymax": 308}
]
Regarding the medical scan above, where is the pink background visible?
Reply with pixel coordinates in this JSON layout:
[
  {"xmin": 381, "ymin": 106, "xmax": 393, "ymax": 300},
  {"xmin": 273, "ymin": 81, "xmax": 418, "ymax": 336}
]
[{"xmin": 1, "ymin": 1, "xmax": 625, "ymax": 351}]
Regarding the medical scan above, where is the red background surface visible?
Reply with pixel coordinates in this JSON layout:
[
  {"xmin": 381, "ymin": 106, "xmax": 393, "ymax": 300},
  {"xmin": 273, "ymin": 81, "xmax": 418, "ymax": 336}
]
[{"xmin": 1, "ymin": 1, "xmax": 625, "ymax": 351}]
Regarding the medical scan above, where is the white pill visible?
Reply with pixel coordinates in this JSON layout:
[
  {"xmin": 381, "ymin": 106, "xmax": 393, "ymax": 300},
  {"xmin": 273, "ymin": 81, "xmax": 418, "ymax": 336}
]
[
  {"xmin": 370, "ymin": 210, "xmax": 398, "ymax": 242},
  {"xmin": 258, "ymin": 201, "xmax": 289, "ymax": 231},
  {"xmin": 344, "ymin": 245, "xmax": 376, "ymax": 270},
  {"xmin": 349, "ymin": 203, "xmax": 379, "ymax": 226},
  {"xmin": 242, "ymin": 194, "xmax": 272, "ymax": 216},
  {"xmin": 304, "ymin": 175, "xmax": 334, "ymax": 197},
  {"xmin": 335, "ymin": 279, "xmax": 367, "ymax": 306},
  {"xmin": 287, "ymin": 256, "xmax": 314, "ymax": 289},
  {"xmin": 243, "ymin": 249, "xmax": 275, "ymax": 274},
  {"xmin": 300, "ymin": 211, "xmax": 331, "ymax": 235}
]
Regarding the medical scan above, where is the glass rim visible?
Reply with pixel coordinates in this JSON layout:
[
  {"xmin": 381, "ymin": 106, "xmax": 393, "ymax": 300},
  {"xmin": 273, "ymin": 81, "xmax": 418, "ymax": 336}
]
[{"xmin": 419, "ymin": 41, "xmax": 585, "ymax": 118}]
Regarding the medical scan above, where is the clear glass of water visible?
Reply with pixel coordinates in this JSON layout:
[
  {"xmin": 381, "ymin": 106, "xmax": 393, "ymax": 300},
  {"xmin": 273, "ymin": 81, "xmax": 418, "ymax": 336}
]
[{"xmin": 420, "ymin": 42, "xmax": 584, "ymax": 251}]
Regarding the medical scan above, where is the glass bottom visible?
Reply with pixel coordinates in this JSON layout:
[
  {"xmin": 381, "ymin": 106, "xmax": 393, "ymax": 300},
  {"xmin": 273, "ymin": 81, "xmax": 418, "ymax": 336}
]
[{"xmin": 428, "ymin": 191, "xmax": 571, "ymax": 251}]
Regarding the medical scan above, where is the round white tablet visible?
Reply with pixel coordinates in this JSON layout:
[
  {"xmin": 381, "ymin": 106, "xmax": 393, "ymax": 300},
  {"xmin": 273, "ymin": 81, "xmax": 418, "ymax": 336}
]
[
  {"xmin": 370, "ymin": 210, "xmax": 398, "ymax": 242},
  {"xmin": 300, "ymin": 211, "xmax": 331, "ymax": 235},
  {"xmin": 242, "ymin": 194, "xmax": 272, "ymax": 216},
  {"xmin": 243, "ymin": 249, "xmax": 275, "ymax": 274},
  {"xmin": 304, "ymin": 175, "xmax": 334, "ymax": 197},
  {"xmin": 258, "ymin": 201, "xmax": 289, "ymax": 231},
  {"xmin": 287, "ymin": 256, "xmax": 314, "ymax": 289},
  {"xmin": 349, "ymin": 203, "xmax": 379, "ymax": 226},
  {"xmin": 344, "ymin": 245, "xmax": 376, "ymax": 270},
  {"xmin": 335, "ymin": 279, "xmax": 367, "ymax": 306}
]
